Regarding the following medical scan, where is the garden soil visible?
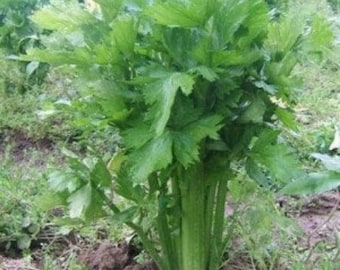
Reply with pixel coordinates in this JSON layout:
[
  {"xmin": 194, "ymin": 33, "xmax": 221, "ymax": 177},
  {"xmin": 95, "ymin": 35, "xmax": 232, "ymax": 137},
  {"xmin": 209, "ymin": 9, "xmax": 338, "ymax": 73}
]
[
  {"xmin": 0, "ymin": 134, "xmax": 339, "ymax": 269},
  {"xmin": 0, "ymin": 192, "xmax": 339, "ymax": 270}
]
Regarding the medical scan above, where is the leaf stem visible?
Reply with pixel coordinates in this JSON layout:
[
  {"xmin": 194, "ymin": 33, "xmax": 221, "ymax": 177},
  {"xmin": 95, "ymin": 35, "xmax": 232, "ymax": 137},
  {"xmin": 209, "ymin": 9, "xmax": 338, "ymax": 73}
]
[
  {"xmin": 156, "ymin": 195, "xmax": 178, "ymax": 270},
  {"xmin": 127, "ymin": 222, "xmax": 165, "ymax": 269},
  {"xmin": 179, "ymin": 164, "xmax": 206, "ymax": 270},
  {"xmin": 209, "ymin": 178, "xmax": 228, "ymax": 270}
]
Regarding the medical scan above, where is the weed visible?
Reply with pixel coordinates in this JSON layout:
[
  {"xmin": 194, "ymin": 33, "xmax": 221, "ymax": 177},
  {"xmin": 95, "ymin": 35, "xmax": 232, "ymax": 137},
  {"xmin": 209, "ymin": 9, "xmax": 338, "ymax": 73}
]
[
  {"xmin": 0, "ymin": 168, "xmax": 46, "ymax": 253},
  {"xmin": 0, "ymin": 139, "xmax": 65, "ymax": 255}
]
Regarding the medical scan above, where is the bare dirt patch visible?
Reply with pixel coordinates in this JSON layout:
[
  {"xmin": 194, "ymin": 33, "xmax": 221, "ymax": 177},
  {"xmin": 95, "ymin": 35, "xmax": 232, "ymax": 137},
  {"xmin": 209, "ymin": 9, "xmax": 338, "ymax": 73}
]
[
  {"xmin": 0, "ymin": 129, "xmax": 55, "ymax": 163},
  {"xmin": 0, "ymin": 255, "xmax": 39, "ymax": 270},
  {"xmin": 296, "ymin": 192, "xmax": 340, "ymax": 247},
  {"xmin": 78, "ymin": 241, "xmax": 158, "ymax": 270}
]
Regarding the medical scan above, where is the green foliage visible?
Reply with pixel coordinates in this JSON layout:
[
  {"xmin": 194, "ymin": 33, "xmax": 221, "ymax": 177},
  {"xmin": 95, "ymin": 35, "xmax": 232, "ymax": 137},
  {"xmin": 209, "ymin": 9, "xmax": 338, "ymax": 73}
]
[
  {"xmin": 0, "ymin": 75, "xmax": 72, "ymax": 141},
  {"xmin": 0, "ymin": 0, "xmax": 49, "ymax": 94},
  {"xmin": 22, "ymin": 0, "xmax": 333, "ymax": 269},
  {"xmin": 0, "ymin": 169, "xmax": 46, "ymax": 252},
  {"xmin": 46, "ymin": 149, "xmax": 114, "ymax": 220},
  {"xmin": 280, "ymin": 153, "xmax": 340, "ymax": 195},
  {"xmin": 265, "ymin": 0, "xmax": 289, "ymax": 11},
  {"xmin": 285, "ymin": 59, "xmax": 340, "ymax": 161},
  {"xmin": 327, "ymin": 0, "xmax": 340, "ymax": 11},
  {"xmin": 228, "ymin": 177, "xmax": 301, "ymax": 269},
  {"xmin": 247, "ymin": 129, "xmax": 303, "ymax": 188}
]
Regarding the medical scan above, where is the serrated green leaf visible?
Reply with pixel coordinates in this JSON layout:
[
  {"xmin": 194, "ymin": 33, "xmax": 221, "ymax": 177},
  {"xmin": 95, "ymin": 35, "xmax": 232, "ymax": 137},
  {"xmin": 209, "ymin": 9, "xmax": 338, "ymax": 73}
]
[
  {"xmin": 245, "ymin": 158, "xmax": 269, "ymax": 187},
  {"xmin": 144, "ymin": 72, "xmax": 194, "ymax": 136},
  {"xmin": 112, "ymin": 14, "xmax": 137, "ymax": 57},
  {"xmin": 275, "ymin": 107, "xmax": 298, "ymax": 130},
  {"xmin": 96, "ymin": 92, "xmax": 130, "ymax": 122},
  {"xmin": 162, "ymin": 27, "xmax": 202, "ymax": 68},
  {"xmin": 186, "ymin": 114, "xmax": 224, "ymax": 141},
  {"xmin": 60, "ymin": 149, "xmax": 90, "ymax": 176},
  {"xmin": 190, "ymin": 66, "xmax": 218, "ymax": 82},
  {"xmin": 251, "ymin": 129, "xmax": 280, "ymax": 151},
  {"xmin": 116, "ymin": 172, "xmax": 145, "ymax": 203},
  {"xmin": 113, "ymin": 206, "xmax": 139, "ymax": 224},
  {"xmin": 122, "ymin": 124, "xmax": 154, "ymax": 149},
  {"xmin": 302, "ymin": 15, "xmax": 333, "ymax": 58},
  {"xmin": 280, "ymin": 172, "xmax": 340, "ymax": 195},
  {"xmin": 91, "ymin": 42, "xmax": 121, "ymax": 65},
  {"xmin": 35, "ymin": 191, "xmax": 66, "ymax": 211},
  {"xmin": 228, "ymin": 179, "xmax": 258, "ymax": 200},
  {"xmin": 250, "ymin": 130, "xmax": 302, "ymax": 183},
  {"xmin": 237, "ymin": 0, "xmax": 269, "ymax": 47},
  {"xmin": 67, "ymin": 184, "xmax": 92, "ymax": 219},
  {"xmin": 174, "ymin": 73, "xmax": 195, "ymax": 96},
  {"xmin": 265, "ymin": 16, "xmax": 304, "ymax": 57},
  {"xmin": 146, "ymin": 2, "xmax": 205, "ymax": 28},
  {"xmin": 90, "ymin": 158, "xmax": 112, "ymax": 187},
  {"xmin": 239, "ymin": 95, "xmax": 266, "ymax": 123},
  {"xmin": 173, "ymin": 115, "xmax": 223, "ymax": 167},
  {"xmin": 95, "ymin": 0, "xmax": 123, "ymax": 22},
  {"xmin": 84, "ymin": 189, "xmax": 108, "ymax": 220},
  {"xmin": 31, "ymin": 1, "xmax": 94, "ymax": 33},
  {"xmin": 214, "ymin": 0, "xmax": 249, "ymax": 46},
  {"xmin": 129, "ymin": 131, "xmax": 173, "ymax": 183},
  {"xmin": 254, "ymin": 80, "xmax": 277, "ymax": 95},
  {"xmin": 212, "ymin": 50, "xmax": 260, "ymax": 67},
  {"xmin": 48, "ymin": 171, "xmax": 80, "ymax": 193},
  {"xmin": 173, "ymin": 132, "xmax": 199, "ymax": 168},
  {"xmin": 21, "ymin": 48, "xmax": 95, "ymax": 66}
]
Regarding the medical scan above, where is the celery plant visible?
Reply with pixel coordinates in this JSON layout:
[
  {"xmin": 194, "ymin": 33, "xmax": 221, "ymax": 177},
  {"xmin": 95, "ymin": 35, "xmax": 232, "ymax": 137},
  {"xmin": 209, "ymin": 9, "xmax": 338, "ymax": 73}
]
[{"xmin": 21, "ymin": 0, "xmax": 333, "ymax": 269}]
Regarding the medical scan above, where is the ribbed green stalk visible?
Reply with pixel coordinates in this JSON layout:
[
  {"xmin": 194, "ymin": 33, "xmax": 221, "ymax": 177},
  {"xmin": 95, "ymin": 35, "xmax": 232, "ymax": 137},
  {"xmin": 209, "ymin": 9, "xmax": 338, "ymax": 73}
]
[
  {"xmin": 208, "ymin": 179, "xmax": 228, "ymax": 270},
  {"xmin": 157, "ymin": 195, "xmax": 178, "ymax": 270},
  {"xmin": 179, "ymin": 165, "xmax": 206, "ymax": 270},
  {"xmin": 205, "ymin": 178, "xmax": 218, "ymax": 261},
  {"xmin": 171, "ymin": 175, "xmax": 183, "ymax": 269}
]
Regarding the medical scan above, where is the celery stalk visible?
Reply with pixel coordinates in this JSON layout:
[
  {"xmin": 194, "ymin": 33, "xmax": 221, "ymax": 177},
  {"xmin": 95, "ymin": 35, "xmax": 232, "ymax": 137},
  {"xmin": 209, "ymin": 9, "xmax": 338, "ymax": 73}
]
[{"xmin": 179, "ymin": 165, "xmax": 206, "ymax": 270}]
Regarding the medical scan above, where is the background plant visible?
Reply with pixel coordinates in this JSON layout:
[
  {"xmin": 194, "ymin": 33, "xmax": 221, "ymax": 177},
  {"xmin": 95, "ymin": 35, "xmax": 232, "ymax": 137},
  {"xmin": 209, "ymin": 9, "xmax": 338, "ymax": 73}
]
[
  {"xmin": 0, "ymin": 0, "xmax": 50, "ymax": 94},
  {"xmin": 327, "ymin": 0, "xmax": 340, "ymax": 12},
  {"xmin": 0, "ymin": 168, "xmax": 47, "ymax": 253},
  {"xmin": 0, "ymin": 0, "xmax": 65, "ymax": 142},
  {"xmin": 21, "ymin": 0, "xmax": 333, "ymax": 270}
]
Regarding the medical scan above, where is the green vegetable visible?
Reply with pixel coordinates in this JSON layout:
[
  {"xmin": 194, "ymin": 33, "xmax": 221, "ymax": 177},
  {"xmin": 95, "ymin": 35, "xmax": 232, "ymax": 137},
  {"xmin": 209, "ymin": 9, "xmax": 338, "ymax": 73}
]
[{"xmin": 22, "ymin": 0, "xmax": 332, "ymax": 269}]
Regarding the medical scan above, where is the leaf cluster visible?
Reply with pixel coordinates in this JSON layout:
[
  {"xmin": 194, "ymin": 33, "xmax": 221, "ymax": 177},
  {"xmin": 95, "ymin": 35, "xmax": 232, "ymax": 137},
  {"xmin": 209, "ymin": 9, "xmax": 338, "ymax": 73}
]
[{"xmin": 24, "ymin": 0, "xmax": 332, "ymax": 188}]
